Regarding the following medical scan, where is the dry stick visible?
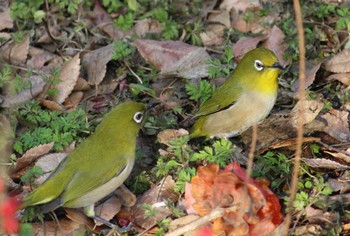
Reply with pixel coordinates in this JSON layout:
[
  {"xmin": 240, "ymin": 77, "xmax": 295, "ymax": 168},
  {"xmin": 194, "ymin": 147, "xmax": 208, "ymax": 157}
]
[
  {"xmin": 284, "ymin": 0, "xmax": 306, "ymax": 235},
  {"xmin": 246, "ymin": 124, "xmax": 257, "ymax": 178},
  {"xmin": 165, "ymin": 205, "xmax": 238, "ymax": 236}
]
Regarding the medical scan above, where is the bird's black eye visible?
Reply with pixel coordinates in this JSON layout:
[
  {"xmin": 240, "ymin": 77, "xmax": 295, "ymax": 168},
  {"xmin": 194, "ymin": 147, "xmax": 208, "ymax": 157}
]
[
  {"xmin": 133, "ymin": 112, "xmax": 144, "ymax": 123},
  {"xmin": 254, "ymin": 60, "xmax": 264, "ymax": 71}
]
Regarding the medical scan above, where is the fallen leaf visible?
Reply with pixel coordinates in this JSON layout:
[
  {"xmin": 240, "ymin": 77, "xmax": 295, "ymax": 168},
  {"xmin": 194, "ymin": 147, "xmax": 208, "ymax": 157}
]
[
  {"xmin": 64, "ymin": 91, "xmax": 84, "ymax": 110},
  {"xmin": 168, "ymin": 215, "xmax": 199, "ymax": 231},
  {"xmin": 0, "ymin": 35, "xmax": 30, "ymax": 65},
  {"xmin": 27, "ymin": 47, "xmax": 56, "ymax": 69},
  {"xmin": 294, "ymin": 224, "xmax": 323, "ymax": 236},
  {"xmin": 40, "ymin": 99, "xmax": 66, "ymax": 111},
  {"xmin": 324, "ymin": 150, "xmax": 350, "ymax": 164},
  {"xmin": 34, "ymin": 153, "xmax": 68, "ymax": 184},
  {"xmin": 31, "ymin": 218, "xmax": 86, "ymax": 236},
  {"xmin": 74, "ymin": 77, "xmax": 91, "ymax": 91},
  {"xmin": 262, "ymin": 26, "xmax": 289, "ymax": 67},
  {"xmin": 321, "ymin": 109, "xmax": 350, "ymax": 141},
  {"xmin": 157, "ymin": 129, "xmax": 189, "ymax": 146},
  {"xmin": 232, "ymin": 36, "xmax": 267, "ymax": 60},
  {"xmin": 220, "ymin": 0, "xmax": 261, "ymax": 13},
  {"xmin": 291, "ymin": 61, "xmax": 323, "ymax": 92},
  {"xmin": 200, "ymin": 24, "xmax": 226, "ymax": 46},
  {"xmin": 325, "ymin": 72, "xmax": 350, "ymax": 86},
  {"xmin": 325, "ymin": 49, "xmax": 350, "ymax": 73},
  {"xmin": 207, "ymin": 10, "xmax": 231, "ymax": 28},
  {"xmin": 114, "ymin": 184, "xmax": 137, "ymax": 207},
  {"xmin": 289, "ymin": 99, "xmax": 324, "ymax": 128},
  {"xmin": 81, "ymin": 44, "xmax": 114, "ymax": 86},
  {"xmin": 12, "ymin": 142, "xmax": 54, "ymax": 173},
  {"xmin": 134, "ymin": 19, "xmax": 163, "ymax": 37},
  {"xmin": 135, "ymin": 39, "xmax": 210, "ymax": 79},
  {"xmin": 328, "ymin": 178, "xmax": 350, "ymax": 193},
  {"xmin": 1, "ymin": 75, "xmax": 46, "ymax": 108},
  {"xmin": 301, "ymin": 158, "xmax": 350, "ymax": 170},
  {"xmin": 94, "ymin": 196, "xmax": 121, "ymax": 226},
  {"xmin": 51, "ymin": 53, "xmax": 81, "ymax": 104},
  {"xmin": 0, "ymin": 7, "xmax": 13, "ymax": 30},
  {"xmin": 131, "ymin": 176, "xmax": 180, "ymax": 230}
]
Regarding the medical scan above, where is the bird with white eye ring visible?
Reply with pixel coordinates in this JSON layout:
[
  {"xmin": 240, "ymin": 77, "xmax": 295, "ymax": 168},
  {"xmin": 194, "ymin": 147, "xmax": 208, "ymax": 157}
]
[
  {"xmin": 190, "ymin": 47, "xmax": 284, "ymax": 139},
  {"xmin": 22, "ymin": 101, "xmax": 158, "ymax": 232}
]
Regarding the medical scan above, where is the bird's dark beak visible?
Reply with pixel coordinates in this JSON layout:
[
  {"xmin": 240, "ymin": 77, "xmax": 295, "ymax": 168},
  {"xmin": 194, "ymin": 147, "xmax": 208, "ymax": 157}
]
[
  {"xmin": 271, "ymin": 62, "xmax": 284, "ymax": 70},
  {"xmin": 147, "ymin": 102, "xmax": 160, "ymax": 110}
]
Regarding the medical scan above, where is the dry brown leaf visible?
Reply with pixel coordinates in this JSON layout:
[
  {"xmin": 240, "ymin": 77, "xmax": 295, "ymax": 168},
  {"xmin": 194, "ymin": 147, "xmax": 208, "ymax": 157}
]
[
  {"xmin": 64, "ymin": 91, "xmax": 84, "ymax": 109},
  {"xmin": 0, "ymin": 7, "xmax": 13, "ymax": 30},
  {"xmin": 168, "ymin": 215, "xmax": 199, "ymax": 232},
  {"xmin": 81, "ymin": 44, "xmax": 114, "ymax": 86},
  {"xmin": 262, "ymin": 26, "xmax": 289, "ymax": 67},
  {"xmin": 94, "ymin": 196, "xmax": 121, "ymax": 226},
  {"xmin": 65, "ymin": 208, "xmax": 106, "ymax": 233},
  {"xmin": 134, "ymin": 19, "xmax": 163, "ymax": 37},
  {"xmin": 207, "ymin": 10, "xmax": 231, "ymax": 28},
  {"xmin": 131, "ymin": 176, "xmax": 180, "ymax": 230},
  {"xmin": 74, "ymin": 77, "xmax": 91, "ymax": 91},
  {"xmin": 40, "ymin": 99, "xmax": 66, "ymax": 111},
  {"xmin": 291, "ymin": 60, "xmax": 323, "ymax": 92},
  {"xmin": 305, "ymin": 206, "xmax": 337, "ymax": 225},
  {"xmin": 27, "ymin": 47, "xmax": 56, "ymax": 70},
  {"xmin": 325, "ymin": 150, "xmax": 350, "ymax": 164},
  {"xmin": 92, "ymin": 1, "xmax": 130, "ymax": 40},
  {"xmin": 135, "ymin": 39, "xmax": 210, "ymax": 79},
  {"xmin": 114, "ymin": 184, "xmax": 137, "ymax": 207},
  {"xmin": 157, "ymin": 129, "xmax": 189, "ymax": 146},
  {"xmin": 51, "ymin": 53, "xmax": 81, "ymax": 104},
  {"xmin": 301, "ymin": 158, "xmax": 350, "ymax": 170},
  {"xmin": 220, "ymin": 0, "xmax": 261, "ymax": 13},
  {"xmin": 289, "ymin": 99, "xmax": 324, "ymax": 128},
  {"xmin": 0, "ymin": 35, "xmax": 30, "ymax": 65},
  {"xmin": 200, "ymin": 24, "xmax": 226, "ymax": 46},
  {"xmin": 31, "ymin": 218, "xmax": 86, "ymax": 236},
  {"xmin": 12, "ymin": 142, "xmax": 54, "ymax": 173},
  {"xmin": 321, "ymin": 109, "xmax": 350, "ymax": 141},
  {"xmin": 35, "ymin": 153, "xmax": 67, "ymax": 184},
  {"xmin": 325, "ymin": 49, "xmax": 350, "ymax": 73},
  {"xmin": 326, "ymin": 72, "xmax": 350, "ymax": 86},
  {"xmin": 328, "ymin": 178, "xmax": 350, "ymax": 193},
  {"xmin": 1, "ymin": 75, "xmax": 46, "ymax": 108},
  {"xmin": 294, "ymin": 224, "xmax": 323, "ymax": 236},
  {"xmin": 232, "ymin": 36, "xmax": 267, "ymax": 60}
]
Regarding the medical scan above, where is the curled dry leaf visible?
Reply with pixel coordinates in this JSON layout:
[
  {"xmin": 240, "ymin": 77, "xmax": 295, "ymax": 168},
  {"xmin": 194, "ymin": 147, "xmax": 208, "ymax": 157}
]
[
  {"xmin": 185, "ymin": 163, "xmax": 282, "ymax": 236},
  {"xmin": 0, "ymin": 7, "xmax": 13, "ymax": 30},
  {"xmin": 291, "ymin": 61, "xmax": 323, "ymax": 92},
  {"xmin": 131, "ymin": 176, "xmax": 180, "ymax": 230},
  {"xmin": 12, "ymin": 142, "xmax": 54, "ymax": 174},
  {"xmin": 135, "ymin": 39, "xmax": 210, "ymax": 79},
  {"xmin": 1, "ymin": 75, "xmax": 46, "ymax": 108},
  {"xmin": 328, "ymin": 178, "xmax": 350, "ymax": 194},
  {"xmin": 40, "ymin": 99, "xmax": 66, "ymax": 111},
  {"xmin": 301, "ymin": 158, "xmax": 350, "ymax": 170},
  {"xmin": 94, "ymin": 196, "xmax": 121, "ymax": 226},
  {"xmin": 134, "ymin": 19, "xmax": 163, "ymax": 37},
  {"xmin": 321, "ymin": 109, "xmax": 350, "ymax": 141},
  {"xmin": 157, "ymin": 129, "xmax": 189, "ymax": 146},
  {"xmin": 289, "ymin": 99, "xmax": 324, "ymax": 128},
  {"xmin": 34, "ymin": 153, "xmax": 68, "ymax": 184},
  {"xmin": 0, "ymin": 35, "xmax": 30, "ymax": 65},
  {"xmin": 326, "ymin": 72, "xmax": 350, "ymax": 86},
  {"xmin": 51, "ymin": 53, "xmax": 81, "ymax": 104},
  {"xmin": 81, "ymin": 44, "xmax": 114, "ymax": 86},
  {"xmin": 325, "ymin": 49, "xmax": 350, "ymax": 73}
]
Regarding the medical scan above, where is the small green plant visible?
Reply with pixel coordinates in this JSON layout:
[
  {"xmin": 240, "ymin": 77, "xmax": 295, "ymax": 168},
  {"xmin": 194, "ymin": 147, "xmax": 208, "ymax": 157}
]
[
  {"xmin": 13, "ymin": 101, "xmax": 88, "ymax": 154},
  {"xmin": 207, "ymin": 47, "xmax": 234, "ymax": 79},
  {"xmin": 184, "ymin": 21, "xmax": 203, "ymax": 46},
  {"xmin": 0, "ymin": 66, "xmax": 12, "ymax": 88},
  {"xmin": 20, "ymin": 166, "xmax": 44, "ymax": 187},
  {"xmin": 186, "ymin": 80, "xmax": 215, "ymax": 105},
  {"xmin": 114, "ymin": 13, "xmax": 135, "ymax": 30},
  {"xmin": 112, "ymin": 40, "xmax": 135, "ymax": 60}
]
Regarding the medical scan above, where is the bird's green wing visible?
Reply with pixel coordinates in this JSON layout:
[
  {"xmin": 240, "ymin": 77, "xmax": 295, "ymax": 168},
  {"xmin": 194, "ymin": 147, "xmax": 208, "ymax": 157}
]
[
  {"xmin": 196, "ymin": 77, "xmax": 242, "ymax": 116},
  {"xmin": 59, "ymin": 138, "xmax": 133, "ymax": 205}
]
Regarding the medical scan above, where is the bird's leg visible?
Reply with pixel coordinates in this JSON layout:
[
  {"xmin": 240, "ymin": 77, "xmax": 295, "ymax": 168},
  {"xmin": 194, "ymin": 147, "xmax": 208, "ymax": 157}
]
[{"xmin": 84, "ymin": 205, "xmax": 132, "ymax": 233}]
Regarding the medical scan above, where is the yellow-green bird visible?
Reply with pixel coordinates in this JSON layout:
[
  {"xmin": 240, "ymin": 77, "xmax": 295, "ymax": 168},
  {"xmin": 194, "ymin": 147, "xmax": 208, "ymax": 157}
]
[
  {"xmin": 22, "ymin": 101, "xmax": 150, "ymax": 231},
  {"xmin": 190, "ymin": 48, "xmax": 283, "ymax": 139}
]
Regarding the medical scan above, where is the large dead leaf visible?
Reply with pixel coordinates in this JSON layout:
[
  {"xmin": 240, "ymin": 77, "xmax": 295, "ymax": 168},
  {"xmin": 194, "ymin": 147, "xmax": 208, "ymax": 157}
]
[
  {"xmin": 1, "ymin": 75, "xmax": 46, "ymax": 108},
  {"xmin": 94, "ymin": 196, "xmax": 121, "ymax": 226},
  {"xmin": 27, "ymin": 47, "xmax": 56, "ymax": 70},
  {"xmin": 34, "ymin": 153, "xmax": 67, "ymax": 184},
  {"xmin": 232, "ymin": 36, "xmax": 267, "ymax": 60},
  {"xmin": 134, "ymin": 19, "xmax": 163, "ymax": 37},
  {"xmin": 325, "ymin": 49, "xmax": 350, "ymax": 73},
  {"xmin": 51, "ymin": 53, "xmax": 80, "ymax": 104},
  {"xmin": 131, "ymin": 176, "xmax": 179, "ymax": 230},
  {"xmin": 289, "ymin": 100, "xmax": 324, "ymax": 128},
  {"xmin": 31, "ymin": 218, "xmax": 86, "ymax": 236},
  {"xmin": 321, "ymin": 109, "xmax": 350, "ymax": 141},
  {"xmin": 0, "ymin": 7, "xmax": 13, "ymax": 30},
  {"xmin": 302, "ymin": 158, "xmax": 350, "ymax": 170},
  {"xmin": 262, "ymin": 26, "xmax": 289, "ymax": 67},
  {"xmin": 0, "ymin": 35, "xmax": 30, "ymax": 65},
  {"xmin": 81, "ymin": 44, "xmax": 114, "ymax": 86},
  {"xmin": 135, "ymin": 39, "xmax": 210, "ymax": 79},
  {"xmin": 220, "ymin": 0, "xmax": 261, "ymax": 13},
  {"xmin": 291, "ymin": 60, "xmax": 323, "ymax": 92}
]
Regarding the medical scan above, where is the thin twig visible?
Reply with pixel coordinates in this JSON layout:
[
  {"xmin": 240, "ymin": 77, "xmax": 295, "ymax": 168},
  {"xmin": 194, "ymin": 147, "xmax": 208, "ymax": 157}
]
[
  {"xmin": 246, "ymin": 124, "xmax": 257, "ymax": 178},
  {"xmin": 165, "ymin": 206, "xmax": 238, "ymax": 236},
  {"xmin": 125, "ymin": 62, "xmax": 143, "ymax": 84},
  {"xmin": 284, "ymin": 0, "xmax": 306, "ymax": 235}
]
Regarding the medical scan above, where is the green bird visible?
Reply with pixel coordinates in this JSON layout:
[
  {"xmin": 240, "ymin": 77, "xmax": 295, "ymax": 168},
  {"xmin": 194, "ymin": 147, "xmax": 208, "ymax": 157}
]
[
  {"xmin": 22, "ymin": 101, "xmax": 150, "ymax": 231},
  {"xmin": 190, "ymin": 48, "xmax": 283, "ymax": 139}
]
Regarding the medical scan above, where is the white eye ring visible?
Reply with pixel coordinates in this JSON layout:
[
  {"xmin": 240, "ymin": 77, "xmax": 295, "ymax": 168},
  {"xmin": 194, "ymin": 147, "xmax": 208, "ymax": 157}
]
[
  {"xmin": 133, "ymin": 112, "xmax": 144, "ymax": 123},
  {"xmin": 254, "ymin": 60, "xmax": 264, "ymax": 71}
]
